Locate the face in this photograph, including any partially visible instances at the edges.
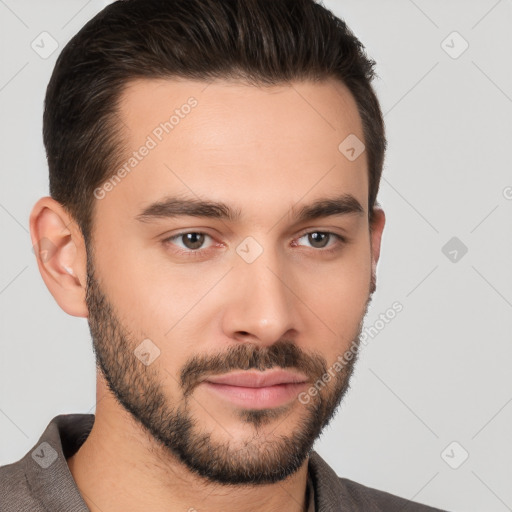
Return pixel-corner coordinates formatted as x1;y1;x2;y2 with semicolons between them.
85;78;383;485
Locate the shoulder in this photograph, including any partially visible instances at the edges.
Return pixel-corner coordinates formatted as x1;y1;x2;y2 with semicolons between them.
337;476;448;511
0;457;46;512
0;413;95;512
308;450;448;512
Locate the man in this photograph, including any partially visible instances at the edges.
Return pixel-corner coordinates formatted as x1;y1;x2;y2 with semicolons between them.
0;0;447;510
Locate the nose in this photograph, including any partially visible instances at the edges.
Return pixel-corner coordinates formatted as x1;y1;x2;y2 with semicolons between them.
220;248;301;347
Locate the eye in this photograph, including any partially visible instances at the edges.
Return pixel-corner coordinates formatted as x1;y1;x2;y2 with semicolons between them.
293;231;347;251
163;232;215;253
162;230;347;258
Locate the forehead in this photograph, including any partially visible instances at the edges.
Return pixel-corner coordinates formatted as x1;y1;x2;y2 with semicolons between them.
97;77;368;224
117;76;364;149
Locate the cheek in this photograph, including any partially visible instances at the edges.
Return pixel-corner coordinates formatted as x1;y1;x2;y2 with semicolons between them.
298;238;371;352
102;255;223;375
96;228;212;324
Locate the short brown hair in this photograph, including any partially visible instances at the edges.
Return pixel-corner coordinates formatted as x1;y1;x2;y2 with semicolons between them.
43;0;386;244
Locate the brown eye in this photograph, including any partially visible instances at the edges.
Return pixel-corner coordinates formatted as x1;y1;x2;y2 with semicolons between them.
292;231;347;253
180;232;205;250
307;232;330;249
163;232;214;253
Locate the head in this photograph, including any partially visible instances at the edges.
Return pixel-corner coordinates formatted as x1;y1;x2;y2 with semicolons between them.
31;0;386;485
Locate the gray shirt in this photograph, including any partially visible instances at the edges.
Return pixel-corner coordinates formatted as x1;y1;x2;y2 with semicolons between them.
0;413;448;511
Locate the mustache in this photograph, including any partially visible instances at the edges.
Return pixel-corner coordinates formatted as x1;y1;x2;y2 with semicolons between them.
180;340;328;397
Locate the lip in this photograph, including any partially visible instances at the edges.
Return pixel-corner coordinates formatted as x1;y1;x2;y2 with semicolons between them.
201;370;309;409
203;369;308;388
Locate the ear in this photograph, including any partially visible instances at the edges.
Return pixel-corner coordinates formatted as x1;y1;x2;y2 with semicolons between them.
369;207;385;294
29;197;89;317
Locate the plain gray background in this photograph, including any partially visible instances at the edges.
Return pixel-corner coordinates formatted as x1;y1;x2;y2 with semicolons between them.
1;1;511;511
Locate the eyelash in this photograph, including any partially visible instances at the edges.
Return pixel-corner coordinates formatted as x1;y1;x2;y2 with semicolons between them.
162;230;348;258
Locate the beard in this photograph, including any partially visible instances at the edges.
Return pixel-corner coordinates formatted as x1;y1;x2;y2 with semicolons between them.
85;244;374;486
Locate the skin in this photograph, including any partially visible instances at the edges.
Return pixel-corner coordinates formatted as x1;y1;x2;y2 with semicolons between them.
30;77;385;512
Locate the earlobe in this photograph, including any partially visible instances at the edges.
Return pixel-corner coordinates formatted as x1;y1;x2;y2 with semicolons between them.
29;196;89;318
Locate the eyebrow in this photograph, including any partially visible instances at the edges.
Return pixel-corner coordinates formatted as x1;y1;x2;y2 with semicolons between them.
135;193;365;224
